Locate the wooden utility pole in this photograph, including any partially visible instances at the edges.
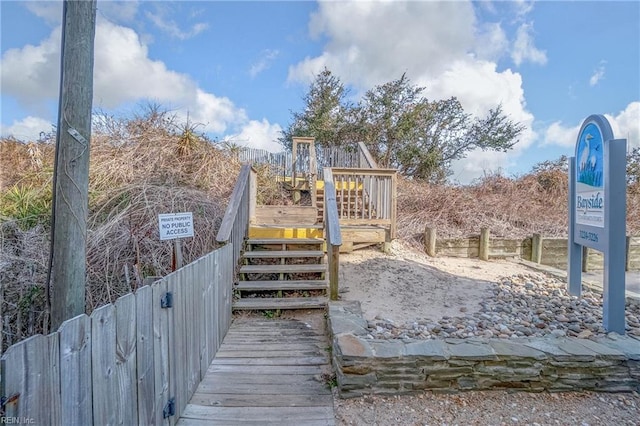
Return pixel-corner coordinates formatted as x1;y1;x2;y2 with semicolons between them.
50;0;97;330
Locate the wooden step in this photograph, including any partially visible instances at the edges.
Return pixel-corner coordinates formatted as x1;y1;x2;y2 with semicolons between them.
235;280;328;291
240;264;327;274
243;250;325;259
247;238;324;245
233;296;328;310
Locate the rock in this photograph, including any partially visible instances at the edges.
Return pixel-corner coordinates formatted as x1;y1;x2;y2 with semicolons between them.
577;330;593;339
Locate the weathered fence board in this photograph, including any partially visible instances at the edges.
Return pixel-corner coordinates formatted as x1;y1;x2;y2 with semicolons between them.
59;315;92;425
135;285;156;426
91;304;117;425
115;293;138;424
0;333;60;424
425;227;640;271
151;278;170;426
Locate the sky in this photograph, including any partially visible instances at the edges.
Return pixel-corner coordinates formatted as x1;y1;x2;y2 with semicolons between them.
1;0;639;184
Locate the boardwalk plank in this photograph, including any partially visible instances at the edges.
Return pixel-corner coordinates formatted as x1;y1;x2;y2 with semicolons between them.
180;405;334;422
206;364;325;375
179;318;334;425
210;356;329;366
188;392;333;407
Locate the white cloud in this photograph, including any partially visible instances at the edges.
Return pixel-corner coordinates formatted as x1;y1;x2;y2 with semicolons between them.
474;22;509;62
1;116;54;142
145;8;208;40
289;1;476;88
288;0;537;183
450;150;512;184
511;22;547;66
25;1;62;25
589;61;606;87
1;17;244;135
543;121;580;147
249;49;280;78
606;102;640;148
97;1;140;24
0;27;62;111
543;102;640;148
227;119;283;152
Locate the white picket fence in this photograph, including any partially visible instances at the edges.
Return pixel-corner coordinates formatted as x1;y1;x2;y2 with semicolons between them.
0;244;234;425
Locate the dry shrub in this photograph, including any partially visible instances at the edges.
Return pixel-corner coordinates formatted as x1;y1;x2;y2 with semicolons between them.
0;109;244;347
398;165;640;249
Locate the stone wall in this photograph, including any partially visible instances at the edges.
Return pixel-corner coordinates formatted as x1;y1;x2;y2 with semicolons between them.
328;302;640;398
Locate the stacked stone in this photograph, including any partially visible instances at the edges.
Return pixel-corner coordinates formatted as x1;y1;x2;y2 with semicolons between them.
329;302;640;398
364;274;640;341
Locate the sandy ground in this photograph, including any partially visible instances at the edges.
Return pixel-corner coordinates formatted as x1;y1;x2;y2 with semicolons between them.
330;242;640;425
339;241;540;323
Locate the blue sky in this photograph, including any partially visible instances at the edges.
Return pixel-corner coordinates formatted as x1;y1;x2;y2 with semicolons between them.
1;0;638;183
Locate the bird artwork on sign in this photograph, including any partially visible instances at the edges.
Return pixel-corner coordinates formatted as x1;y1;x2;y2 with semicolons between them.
579;133;593;172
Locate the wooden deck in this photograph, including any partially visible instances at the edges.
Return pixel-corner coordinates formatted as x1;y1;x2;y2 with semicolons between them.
177;317;335;425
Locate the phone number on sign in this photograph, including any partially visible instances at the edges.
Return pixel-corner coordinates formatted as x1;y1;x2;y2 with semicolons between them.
579;230;599;243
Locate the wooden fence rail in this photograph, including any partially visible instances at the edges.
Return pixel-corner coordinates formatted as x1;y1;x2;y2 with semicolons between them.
0;244;234;425
216;164;256;271
236;141;378;181
330;168;398;240
424;227;640;271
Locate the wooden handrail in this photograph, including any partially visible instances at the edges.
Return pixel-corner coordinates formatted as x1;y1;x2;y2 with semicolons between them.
216;164;255;243
323;167;342;300
357;142;378;169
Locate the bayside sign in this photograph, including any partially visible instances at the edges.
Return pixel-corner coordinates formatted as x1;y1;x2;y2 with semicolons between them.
568;114;627;334
158;212;194;241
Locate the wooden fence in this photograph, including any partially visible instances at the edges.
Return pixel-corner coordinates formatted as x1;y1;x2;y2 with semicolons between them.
424;227;640;271
237;141;377;181
0;244;234;425
330;168;398;240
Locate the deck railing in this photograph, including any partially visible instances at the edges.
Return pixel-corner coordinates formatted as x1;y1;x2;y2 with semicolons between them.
0;245;234;425
237;141;376;181
216;164;257;269
323;168;342;300
328;167;398;239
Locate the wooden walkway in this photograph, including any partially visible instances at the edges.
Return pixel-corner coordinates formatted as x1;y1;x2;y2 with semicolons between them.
177;317;335;425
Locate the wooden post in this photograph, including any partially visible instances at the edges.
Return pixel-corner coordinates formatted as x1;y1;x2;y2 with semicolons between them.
390;172;398;240
582;246;589;272
50;0;97;331
625;236;631;272
329;244;339;301
531;233;543;264
173;240;184;271
425;226;437;257
479;228;490;261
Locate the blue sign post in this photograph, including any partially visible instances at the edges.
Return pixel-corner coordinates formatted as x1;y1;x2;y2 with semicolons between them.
568;114;627;334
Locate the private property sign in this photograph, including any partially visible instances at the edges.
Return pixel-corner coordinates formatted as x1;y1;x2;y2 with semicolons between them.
568;114;627;334
158;212;194;240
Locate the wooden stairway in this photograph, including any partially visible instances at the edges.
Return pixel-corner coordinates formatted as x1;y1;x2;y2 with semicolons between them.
234;237;329;310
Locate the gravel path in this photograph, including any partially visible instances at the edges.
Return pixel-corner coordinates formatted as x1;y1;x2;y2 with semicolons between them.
334;389;640;425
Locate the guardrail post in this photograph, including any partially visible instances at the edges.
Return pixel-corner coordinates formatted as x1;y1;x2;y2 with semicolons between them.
479;228;490;261
582;246;590;272
625;236;631;271
531;233;543;264
425;226;437;257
